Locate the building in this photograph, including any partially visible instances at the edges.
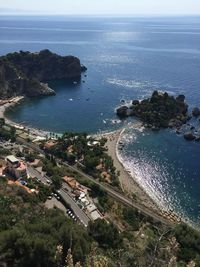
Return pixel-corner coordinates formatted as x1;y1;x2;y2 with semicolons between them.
63;176;88;194
6;155;27;179
44;140;57;150
90;210;102;221
86;203;97;213
86;203;102;221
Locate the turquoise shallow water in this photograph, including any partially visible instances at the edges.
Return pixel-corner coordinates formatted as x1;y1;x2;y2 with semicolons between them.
1;16;200;227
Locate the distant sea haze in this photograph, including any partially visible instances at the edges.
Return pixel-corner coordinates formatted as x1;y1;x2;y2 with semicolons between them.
1;15;200;228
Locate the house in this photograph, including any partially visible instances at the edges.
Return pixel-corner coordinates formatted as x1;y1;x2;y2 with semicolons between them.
86;203;102;221
62;176;88;194
90;210;102;221
86;203;97;213
44;140;57;150
6;155;27;179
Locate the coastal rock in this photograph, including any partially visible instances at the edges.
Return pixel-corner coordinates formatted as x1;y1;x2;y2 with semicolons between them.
116;91;189;129
176;94;185;102
192;107;200;117
132;100;140;105
116;106;129;117
81;65;87;72
195;136;200;142
0;50;86;99
184;132;196;141
168;120;176;128
25;81;56;97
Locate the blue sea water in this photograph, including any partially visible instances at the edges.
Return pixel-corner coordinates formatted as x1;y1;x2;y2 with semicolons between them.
0;16;200;227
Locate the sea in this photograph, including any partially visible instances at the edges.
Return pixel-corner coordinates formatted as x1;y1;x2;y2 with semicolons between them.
0;15;200;228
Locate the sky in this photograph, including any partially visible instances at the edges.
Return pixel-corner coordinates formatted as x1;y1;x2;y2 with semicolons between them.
0;0;200;16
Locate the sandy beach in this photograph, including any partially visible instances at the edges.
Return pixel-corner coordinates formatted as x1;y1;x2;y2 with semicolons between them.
0;96;24;122
0;98;161;211
0;96;181;222
104;125;161;212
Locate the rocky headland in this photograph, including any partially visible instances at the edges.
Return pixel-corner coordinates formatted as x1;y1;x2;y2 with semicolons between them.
0;49;86;99
116;91;200;141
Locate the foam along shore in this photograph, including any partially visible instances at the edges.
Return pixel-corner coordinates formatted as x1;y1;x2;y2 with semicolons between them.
104;125;159;209
0;97;181;224
0;96;52;139
103;123;183;223
94;125;158;210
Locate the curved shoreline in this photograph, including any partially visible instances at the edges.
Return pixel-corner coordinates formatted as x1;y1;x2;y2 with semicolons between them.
105;125;162;212
1;98;163;212
0;96;185;225
0;96;53;138
116;127;161;208
113;127;200;229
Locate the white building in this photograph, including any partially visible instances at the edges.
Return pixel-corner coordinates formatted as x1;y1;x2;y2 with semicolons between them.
6;155;27;179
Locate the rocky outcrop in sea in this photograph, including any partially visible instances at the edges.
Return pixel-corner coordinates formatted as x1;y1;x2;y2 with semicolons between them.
116;91;200;142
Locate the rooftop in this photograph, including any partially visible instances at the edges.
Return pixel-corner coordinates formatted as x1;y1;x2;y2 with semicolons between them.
6;155;19;164
86;203;97;213
90;210;102;221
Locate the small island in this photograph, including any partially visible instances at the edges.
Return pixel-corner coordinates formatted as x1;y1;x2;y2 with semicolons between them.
116;91;189;130
0;49;87;99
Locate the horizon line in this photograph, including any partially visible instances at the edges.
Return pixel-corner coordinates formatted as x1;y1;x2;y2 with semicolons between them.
0;13;200;17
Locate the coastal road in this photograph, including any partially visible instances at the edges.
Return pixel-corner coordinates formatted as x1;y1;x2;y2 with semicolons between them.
60;188;90;227
61;161;173;226
16;136;173;226
27;165;48;185
27;164;90;226
16;136;44;154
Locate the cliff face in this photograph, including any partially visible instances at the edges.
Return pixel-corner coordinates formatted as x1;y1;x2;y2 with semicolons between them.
0;50;85;99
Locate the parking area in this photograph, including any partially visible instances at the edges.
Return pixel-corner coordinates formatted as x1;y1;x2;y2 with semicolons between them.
45;196;66;212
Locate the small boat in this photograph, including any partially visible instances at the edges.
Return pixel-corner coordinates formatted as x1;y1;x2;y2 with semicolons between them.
69;98;73;101
73;81;78;84
103;120;107;124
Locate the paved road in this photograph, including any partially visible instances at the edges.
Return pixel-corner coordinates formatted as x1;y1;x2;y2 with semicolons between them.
27;165;48;185
27;164;90;226
61;161;173;226
17;137;173;226
60;188;90;227
16;136;44;154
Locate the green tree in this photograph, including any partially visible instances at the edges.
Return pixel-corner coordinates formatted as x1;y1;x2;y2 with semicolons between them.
88;219;122;249
51;175;62;190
